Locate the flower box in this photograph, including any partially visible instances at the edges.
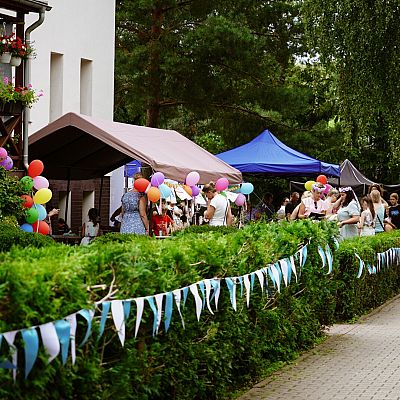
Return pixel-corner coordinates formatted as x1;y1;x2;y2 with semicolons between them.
0;100;23;115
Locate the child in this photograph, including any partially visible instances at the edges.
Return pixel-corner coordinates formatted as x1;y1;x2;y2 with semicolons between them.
152;204;174;236
357;196;375;236
80;208;101;245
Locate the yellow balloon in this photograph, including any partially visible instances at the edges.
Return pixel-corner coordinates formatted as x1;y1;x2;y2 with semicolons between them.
304;180;315;191
33;188;52;204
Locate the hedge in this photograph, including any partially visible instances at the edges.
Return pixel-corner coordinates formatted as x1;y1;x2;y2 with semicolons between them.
0;221;399;399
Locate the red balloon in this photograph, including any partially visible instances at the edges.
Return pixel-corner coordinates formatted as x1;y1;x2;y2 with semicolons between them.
28;160;44;178
32;220;50;235
21;194;34;208
316;175;328;185
134;178;150;193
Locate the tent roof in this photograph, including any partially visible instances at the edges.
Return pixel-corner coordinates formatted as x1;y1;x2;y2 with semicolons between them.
28;112;242;183
216;130;340;177
340;159;376;186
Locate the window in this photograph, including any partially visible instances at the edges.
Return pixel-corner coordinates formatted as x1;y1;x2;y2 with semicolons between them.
80;58;92;115
49;52;63;121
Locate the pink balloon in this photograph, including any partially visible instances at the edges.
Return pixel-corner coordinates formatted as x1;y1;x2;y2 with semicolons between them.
33;175;49;190
323;184;332;195
215;177;229;192
186;171;200;186
235;193;246;206
1;156;13;170
0;147;7;162
150;172;165;187
191;185;200;197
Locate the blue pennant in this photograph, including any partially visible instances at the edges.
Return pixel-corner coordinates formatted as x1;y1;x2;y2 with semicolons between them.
123;300;131;321
146;297;158;337
198;281;206;309
250;272;255;291
286;258;292;284
55;320;71;366
225;278;237;310
182;287;189;306
98;301;110;340
78;309;94;347
164;292;173;332
302;245;308;268
21;328;39;378
325;244;333;274
238;276;243;297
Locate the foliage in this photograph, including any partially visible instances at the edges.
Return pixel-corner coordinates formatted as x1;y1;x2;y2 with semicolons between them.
0;167;24;221
0;76;43;108
9;36;35;59
0;34;12;55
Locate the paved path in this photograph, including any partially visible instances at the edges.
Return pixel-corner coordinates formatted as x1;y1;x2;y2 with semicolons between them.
238;295;400;400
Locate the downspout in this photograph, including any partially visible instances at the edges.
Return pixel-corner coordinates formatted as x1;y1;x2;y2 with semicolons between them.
23;9;46;170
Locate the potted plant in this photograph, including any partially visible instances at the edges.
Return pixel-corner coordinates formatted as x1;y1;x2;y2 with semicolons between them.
0;76;43;114
0;35;12;64
9;36;35;67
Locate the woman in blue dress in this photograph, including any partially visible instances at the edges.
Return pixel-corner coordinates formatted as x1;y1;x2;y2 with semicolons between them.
120;174;149;235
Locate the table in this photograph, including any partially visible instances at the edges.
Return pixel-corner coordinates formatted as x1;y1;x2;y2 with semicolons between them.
51;235;82;245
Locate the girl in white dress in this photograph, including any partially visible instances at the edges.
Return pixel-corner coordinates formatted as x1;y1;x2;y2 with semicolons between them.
357;196;375;236
80;208;101;245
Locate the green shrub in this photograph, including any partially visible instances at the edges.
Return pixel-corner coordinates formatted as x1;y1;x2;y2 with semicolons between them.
0;167;24;221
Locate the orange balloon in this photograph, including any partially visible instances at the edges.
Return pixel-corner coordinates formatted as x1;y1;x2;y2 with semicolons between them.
183;185;192;197
316;175;328;185
147;187;161;202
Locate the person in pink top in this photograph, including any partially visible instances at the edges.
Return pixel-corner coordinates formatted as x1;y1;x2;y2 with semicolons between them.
298;183;328;219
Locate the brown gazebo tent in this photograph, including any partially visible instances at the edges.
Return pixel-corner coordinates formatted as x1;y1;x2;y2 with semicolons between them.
28;112;242;184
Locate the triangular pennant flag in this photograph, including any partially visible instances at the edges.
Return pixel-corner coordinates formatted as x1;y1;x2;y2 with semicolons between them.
146;296;158;337
182;287;189;306
189;284;203;321
255;270;264;293
39;322;60;363
210;279;221;311
270;264;281;293
65;314;77;365
154;293;164;334
250;272;255;291
54;320;70;366
123;300;131;321
225;278;237;311
267;266;276;288
21;328;39;378
98;301;111;340
198;281;206;309
318;245;326;269
355;253;365;279
111;300;125;346
0;332;15;369
367;263;373;274
243;274;251;307
290;255;298;282
238;276;244;297
204;280;214;315
279;260;289;287
3;331;18;380
172;289;185;328
325;244;333;274
301;245;308;268
134;297;145;337
164;292;173;332
333;238;340;250
77;309;94;347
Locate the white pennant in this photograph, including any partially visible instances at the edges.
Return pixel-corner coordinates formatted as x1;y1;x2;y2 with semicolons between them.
3;330;18;380
290;255;298;282
211;279;221;311
255;269;264;292
134;297;145;338
279;260;289;287
189;284;203;321
270;264;281;293
172;289;185;328
155;294;164;334
65;314;77;365
243;274;251;307
204;280;214;315
298;248;303;270
39;322;60;363
111;300;125;346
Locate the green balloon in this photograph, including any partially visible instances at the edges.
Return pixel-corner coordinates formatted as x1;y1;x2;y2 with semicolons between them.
25;207;39;224
20;176;34;192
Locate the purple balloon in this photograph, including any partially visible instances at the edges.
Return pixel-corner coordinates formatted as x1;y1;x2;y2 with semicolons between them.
235;193;246;206
151;172;165;187
1;156;13;170
215;177;229;192
191;185;200;197
0;147;7;162
33;175;49;190
186;171;200;186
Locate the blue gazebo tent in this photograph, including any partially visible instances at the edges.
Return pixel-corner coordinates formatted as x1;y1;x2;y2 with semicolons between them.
216;130;340;177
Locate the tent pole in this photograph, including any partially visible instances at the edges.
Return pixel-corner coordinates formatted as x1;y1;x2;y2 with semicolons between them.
65;169;71;224
98;176;104;224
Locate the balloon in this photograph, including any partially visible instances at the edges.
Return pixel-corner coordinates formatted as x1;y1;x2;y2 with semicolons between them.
134;178;150;193
1;156;13;170
150;172;165;187
183;185;193;197
20;176;34;192
0;147;7;162
215;178;229;192
33;175;49;190
33;204;47;221
32;220;50;235
323;184;332;195
235;193;246;206
185;171;200;186
33;188;52;204
240;182;254;195
25;207;39;224
21;194;34;208
191;185;200;197
147;187;161;202
20;223;33;233
28;160;44;178
159;183;171;199
304;180;315;191
316;175;328;185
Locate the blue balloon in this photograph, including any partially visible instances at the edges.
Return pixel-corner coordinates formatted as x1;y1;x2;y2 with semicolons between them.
33;204;47;221
20;223;33;233
159;183;171;199
240;182;254;195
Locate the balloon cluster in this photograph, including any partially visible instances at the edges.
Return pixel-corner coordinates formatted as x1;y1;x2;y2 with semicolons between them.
304;175;331;194
20;160;52;235
0;147;14;170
